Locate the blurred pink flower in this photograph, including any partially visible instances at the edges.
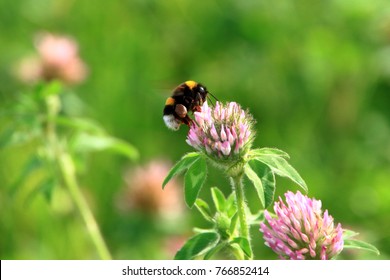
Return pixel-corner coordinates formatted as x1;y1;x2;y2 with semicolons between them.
120;160;184;220
260;191;344;260
16;32;87;84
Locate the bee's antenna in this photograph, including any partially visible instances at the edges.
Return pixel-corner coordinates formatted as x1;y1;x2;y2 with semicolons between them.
207;91;218;106
209;91;218;101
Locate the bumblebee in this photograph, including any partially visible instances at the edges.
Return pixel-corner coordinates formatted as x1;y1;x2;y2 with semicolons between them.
163;80;209;130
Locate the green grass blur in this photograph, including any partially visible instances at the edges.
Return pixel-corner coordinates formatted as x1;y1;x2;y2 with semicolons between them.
1;0;390;259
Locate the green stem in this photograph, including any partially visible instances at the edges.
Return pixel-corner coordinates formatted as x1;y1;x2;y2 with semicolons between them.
59;153;112;260
231;174;252;260
45;94;112;260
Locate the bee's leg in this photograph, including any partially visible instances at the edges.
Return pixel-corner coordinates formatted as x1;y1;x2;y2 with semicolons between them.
193;105;202;112
182;115;193;127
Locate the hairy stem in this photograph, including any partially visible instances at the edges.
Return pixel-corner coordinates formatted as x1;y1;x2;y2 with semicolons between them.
230;174;252;260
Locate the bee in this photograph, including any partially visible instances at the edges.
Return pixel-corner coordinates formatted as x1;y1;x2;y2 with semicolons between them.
163;80;215;130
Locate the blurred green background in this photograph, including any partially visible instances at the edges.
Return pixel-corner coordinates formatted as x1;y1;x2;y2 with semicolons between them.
1;0;390;259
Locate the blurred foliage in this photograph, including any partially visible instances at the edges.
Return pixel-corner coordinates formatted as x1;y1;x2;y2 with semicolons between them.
1;0;390;259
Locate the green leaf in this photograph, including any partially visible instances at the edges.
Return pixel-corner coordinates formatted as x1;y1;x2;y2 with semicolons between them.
71;133;138;160
174;232;219;260
195;199;213;222
254;154;307;193
244;164;265;208
61;91;87;116
248;160;275;208
0;123;41;148
211;187;226;212
55;117;105;134
343;239;380;256
9;155;43;196
343;229;360;240
250;147;290;159
204;242;226;260
193;228;216;234
162;152;200;189
230;237;252;258
184;156;207;208
24;177;56;205
249;209;265;225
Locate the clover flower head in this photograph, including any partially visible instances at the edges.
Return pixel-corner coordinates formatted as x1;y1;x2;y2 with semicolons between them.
260;191;344;260
186;101;255;162
16;32;87;85
36;33;88;84
119;160;184;220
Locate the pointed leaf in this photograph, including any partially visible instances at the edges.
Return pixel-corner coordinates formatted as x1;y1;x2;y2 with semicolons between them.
184;156;207;208
244;164;265;208
174;232;219;260
249;210;265;225
249;160;275;208
254;154;307;193
250;147;290;159
343;239;380;255
211;187;226;212
162;152;200;189
193;228;216;234
203;242;226;260
195;199;213;222
230;237;252;258
343;229;360;240
71;133;138;160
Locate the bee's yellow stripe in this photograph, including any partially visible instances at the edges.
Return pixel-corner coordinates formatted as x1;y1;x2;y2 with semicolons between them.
184;80;197;89
165;97;175;106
